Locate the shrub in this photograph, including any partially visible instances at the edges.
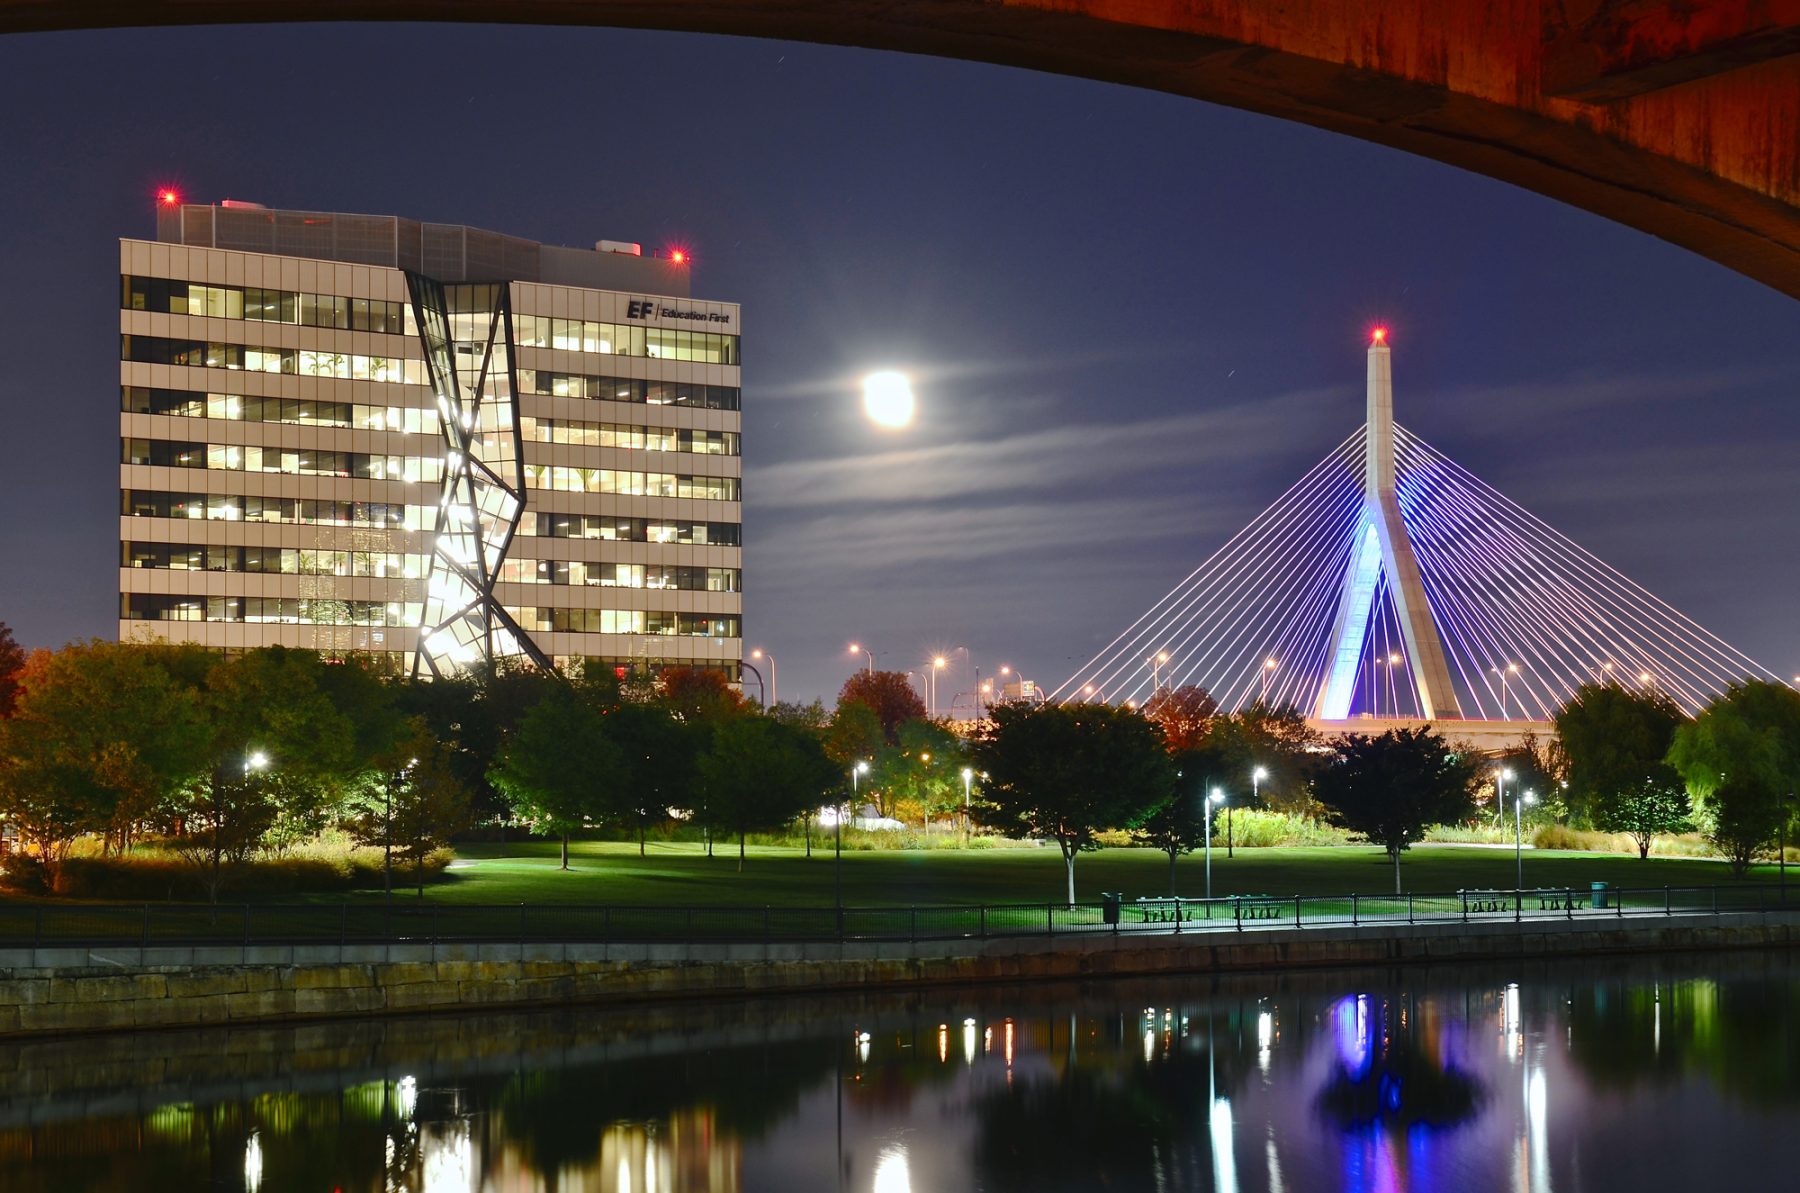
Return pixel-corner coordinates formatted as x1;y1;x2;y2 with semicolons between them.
1423;823;1510;845
31;839;453;900
1226;810;1352;848
0;853;49;894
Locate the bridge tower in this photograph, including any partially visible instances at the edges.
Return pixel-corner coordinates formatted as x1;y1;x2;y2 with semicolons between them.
1313;332;1463;720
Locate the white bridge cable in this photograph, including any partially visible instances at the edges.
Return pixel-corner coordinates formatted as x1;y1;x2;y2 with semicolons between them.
1398;429;1774;701
1050;431;1363;701
1395;427;1772;714
1056;432;1364;702
1059;417;1775;720
1105;456;1362;708
1399;464;1588;719
1150;471;1364;707
1401;449;1698;716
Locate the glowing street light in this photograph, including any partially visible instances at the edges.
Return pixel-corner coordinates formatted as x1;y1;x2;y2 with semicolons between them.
750;648;777;706
1243;766;1268;860
848;643;875;674
838;760;871;920
244;751;269;776
1205;788;1227;900
1148;650;1170;694
1496;766;1516;830
1516;788;1537;890
931;655;948;718
1261;657;1278;704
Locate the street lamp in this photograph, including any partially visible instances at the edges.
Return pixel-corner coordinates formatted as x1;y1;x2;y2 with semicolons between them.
1148;651;1169;694
1491;663;1519;720
930;655;949;718
1385;653;1402;718
1516;789;1537;890
385;755;417;902
1244;766;1268;860
961;767;974;847
839;760;870;920
1205;788;1226;900
750;648;777;706
1496;767;1515;831
848;643;875;674
1261;657;1278;705
244;751;269;777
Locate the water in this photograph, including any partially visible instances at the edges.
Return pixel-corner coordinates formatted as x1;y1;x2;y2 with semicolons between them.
5;950;1799;1191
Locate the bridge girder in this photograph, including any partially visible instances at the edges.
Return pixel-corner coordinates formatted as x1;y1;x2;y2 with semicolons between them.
5;1;1800;298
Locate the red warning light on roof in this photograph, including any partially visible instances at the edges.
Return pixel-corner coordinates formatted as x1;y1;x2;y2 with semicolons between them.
669;249;688;265
157;189;180;206
1371;326;1389;345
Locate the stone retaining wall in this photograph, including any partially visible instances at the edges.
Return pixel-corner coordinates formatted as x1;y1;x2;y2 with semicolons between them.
1;913;1794;1037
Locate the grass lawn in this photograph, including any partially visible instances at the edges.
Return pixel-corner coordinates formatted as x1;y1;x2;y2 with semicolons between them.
377;840;1783;908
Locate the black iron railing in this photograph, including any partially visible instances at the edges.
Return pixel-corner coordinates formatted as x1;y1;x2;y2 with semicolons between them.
0;882;1789;949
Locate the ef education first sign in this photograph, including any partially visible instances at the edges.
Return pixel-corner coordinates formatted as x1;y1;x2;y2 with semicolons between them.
626;298;735;332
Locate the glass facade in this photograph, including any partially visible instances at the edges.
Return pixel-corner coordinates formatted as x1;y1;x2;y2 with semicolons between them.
119;214;741;678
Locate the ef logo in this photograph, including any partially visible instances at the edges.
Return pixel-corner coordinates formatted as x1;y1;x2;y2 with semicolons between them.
627;300;654;319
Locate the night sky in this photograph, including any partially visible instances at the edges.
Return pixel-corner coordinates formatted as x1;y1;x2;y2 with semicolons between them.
0;22;1795;705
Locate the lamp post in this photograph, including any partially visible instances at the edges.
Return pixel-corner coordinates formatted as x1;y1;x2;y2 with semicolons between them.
1205;788;1225;899
1261;658;1278;705
1516;789;1536;891
1245;766;1268;860
930;655;948;718
839;761;869;920
750;648;777;706
1495;766;1514;830
961;767;973;847
1384;653;1402;718
740;659;766;708
848;643;875;674
1148;651;1169;695
1491;663;1518;720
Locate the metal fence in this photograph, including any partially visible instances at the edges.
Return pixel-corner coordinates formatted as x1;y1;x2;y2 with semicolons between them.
0;883;1792;949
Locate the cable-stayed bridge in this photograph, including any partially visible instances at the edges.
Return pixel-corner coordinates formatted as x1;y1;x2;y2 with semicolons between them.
1055;332;1778;749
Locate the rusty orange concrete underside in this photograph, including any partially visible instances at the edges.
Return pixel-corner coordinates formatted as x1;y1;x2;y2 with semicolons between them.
5;0;1799;298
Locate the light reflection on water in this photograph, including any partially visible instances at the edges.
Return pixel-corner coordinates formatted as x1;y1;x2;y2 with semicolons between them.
5;951;1800;1191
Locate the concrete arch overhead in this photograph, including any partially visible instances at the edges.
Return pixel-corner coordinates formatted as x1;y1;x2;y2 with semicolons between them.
9;1;1800;298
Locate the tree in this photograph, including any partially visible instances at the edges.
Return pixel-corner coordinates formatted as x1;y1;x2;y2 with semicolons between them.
768;699;831;732
1135;741;1230;894
1143;684;1218;752
0;641;210;868
1554;683;1683;826
603;701;695;855
0;621;23;716
489;686;622;869
345;718;472;895
881;717;968;828
1705;775;1784;877
1314;728;1478;893
397;659;563;829
1592;768;1691;859
837;671;927;742
970;702;1175;905
1668;680;1800;812
657;665;746;723
825;700;885;770
169;647;360;900
693;718;838;870
1204;703;1323;813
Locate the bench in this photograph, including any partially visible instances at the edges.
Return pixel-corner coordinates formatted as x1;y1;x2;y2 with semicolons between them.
1460;889;1510;914
1235;896;1285;921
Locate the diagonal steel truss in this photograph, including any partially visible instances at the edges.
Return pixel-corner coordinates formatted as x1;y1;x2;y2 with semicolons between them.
407;275;548;679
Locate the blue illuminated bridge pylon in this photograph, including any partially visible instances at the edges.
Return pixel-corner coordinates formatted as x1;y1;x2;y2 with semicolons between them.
1054;333;1779;726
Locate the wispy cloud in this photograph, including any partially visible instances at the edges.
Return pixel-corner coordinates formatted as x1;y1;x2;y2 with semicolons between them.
748;384;1347;511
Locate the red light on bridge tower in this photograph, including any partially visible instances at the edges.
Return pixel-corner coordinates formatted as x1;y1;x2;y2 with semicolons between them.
157;188;180;206
668;248;688;265
1370;326;1389;346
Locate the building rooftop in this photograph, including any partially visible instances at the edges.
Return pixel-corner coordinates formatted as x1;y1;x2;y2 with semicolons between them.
154;200;692;296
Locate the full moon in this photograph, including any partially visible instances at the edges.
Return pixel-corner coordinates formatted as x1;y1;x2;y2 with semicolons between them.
861;371;916;428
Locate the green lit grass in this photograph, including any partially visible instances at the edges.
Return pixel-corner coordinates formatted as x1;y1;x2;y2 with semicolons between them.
378;840;1781;908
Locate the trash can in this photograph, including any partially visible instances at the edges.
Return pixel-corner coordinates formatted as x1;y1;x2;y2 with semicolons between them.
1102;892;1122;925
1590;881;1608;910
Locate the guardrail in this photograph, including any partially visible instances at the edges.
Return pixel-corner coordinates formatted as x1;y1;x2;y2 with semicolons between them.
0;883;1791;949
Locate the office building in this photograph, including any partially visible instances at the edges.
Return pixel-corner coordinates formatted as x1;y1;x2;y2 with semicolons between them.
119;200;742;678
